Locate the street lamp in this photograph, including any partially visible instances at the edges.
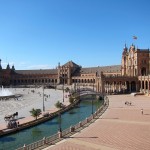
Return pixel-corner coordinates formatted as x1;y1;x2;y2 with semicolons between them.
91;97;94;114
58;112;62;132
78;79;80;100
43;85;45;112
93;78;94;91
78;79;80;91
77;79;78;91
91;78;94;114
59;76;64;101
60;77;65;102
63;79;64;102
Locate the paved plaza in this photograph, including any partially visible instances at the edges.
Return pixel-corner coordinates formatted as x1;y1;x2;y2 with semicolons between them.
44;94;150;150
0;87;69;129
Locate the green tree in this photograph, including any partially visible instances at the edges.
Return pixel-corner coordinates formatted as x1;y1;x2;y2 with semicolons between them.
30;108;41;120
65;87;70;92
55;101;63;109
69;96;75;104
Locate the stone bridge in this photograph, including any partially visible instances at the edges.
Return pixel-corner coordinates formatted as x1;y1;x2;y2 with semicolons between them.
77;88;103;98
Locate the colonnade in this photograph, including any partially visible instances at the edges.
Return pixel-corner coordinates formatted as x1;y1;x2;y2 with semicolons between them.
104;80;138;94
10;78;57;86
139;76;150;95
72;78;95;87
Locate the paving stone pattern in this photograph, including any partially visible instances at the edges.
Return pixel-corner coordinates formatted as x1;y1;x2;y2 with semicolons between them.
44;95;150;150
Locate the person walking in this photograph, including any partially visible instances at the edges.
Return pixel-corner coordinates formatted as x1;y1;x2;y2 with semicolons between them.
141;109;143;115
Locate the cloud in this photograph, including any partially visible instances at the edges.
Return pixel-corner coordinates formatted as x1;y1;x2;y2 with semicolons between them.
19;62;29;65
2;61;14;65
26;64;52;70
1;61;15;68
1;60;55;70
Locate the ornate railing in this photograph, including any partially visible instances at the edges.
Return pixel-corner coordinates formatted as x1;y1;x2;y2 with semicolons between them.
16;96;109;150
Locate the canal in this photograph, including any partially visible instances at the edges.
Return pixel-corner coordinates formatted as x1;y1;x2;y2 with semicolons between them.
0;95;103;150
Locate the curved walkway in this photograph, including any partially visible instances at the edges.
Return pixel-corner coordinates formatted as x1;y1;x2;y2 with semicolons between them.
0;87;70;132
44;94;150;150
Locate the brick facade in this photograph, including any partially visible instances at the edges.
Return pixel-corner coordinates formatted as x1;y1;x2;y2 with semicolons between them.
0;44;150;95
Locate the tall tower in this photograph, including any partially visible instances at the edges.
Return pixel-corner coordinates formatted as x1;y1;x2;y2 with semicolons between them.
6;63;10;70
136;48;149;76
121;44;128;76
0;59;2;70
0;59;2;86
12;65;15;71
128;44;136;76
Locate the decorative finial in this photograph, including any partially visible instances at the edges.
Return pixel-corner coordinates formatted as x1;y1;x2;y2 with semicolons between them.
0;59;2;70
125;43;127;48
6;63;10;69
12;64;15;71
58;62;60;67
123;43;128;52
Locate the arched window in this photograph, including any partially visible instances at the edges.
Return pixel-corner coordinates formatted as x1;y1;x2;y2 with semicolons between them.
131;81;136;92
141;67;146;76
146;81;148;89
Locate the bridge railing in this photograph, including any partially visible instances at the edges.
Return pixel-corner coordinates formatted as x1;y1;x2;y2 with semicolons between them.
17;96;109;150
61;128;70;137
45;133;59;144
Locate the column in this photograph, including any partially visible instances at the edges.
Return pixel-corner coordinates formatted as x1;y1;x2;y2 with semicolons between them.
148;75;149;96
124;81;126;93
129;82;131;93
140;76;142;92
144;76;146;93
116;82;118;93
136;82;138;92
120;82;122;92
119;82;121;92
113;82;115;93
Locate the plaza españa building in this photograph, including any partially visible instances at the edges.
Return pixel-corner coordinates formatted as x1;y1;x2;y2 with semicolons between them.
0;44;150;95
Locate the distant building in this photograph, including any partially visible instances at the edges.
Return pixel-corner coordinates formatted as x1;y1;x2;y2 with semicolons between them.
0;44;150;95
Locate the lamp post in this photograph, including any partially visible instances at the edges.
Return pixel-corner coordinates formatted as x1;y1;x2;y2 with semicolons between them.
93;78;94;91
92;78;94;114
43;85;45;112
78;79;80;99
78;79;80;91
63;79;64;102
58;112;62;132
62;77;64;102
59;76;65;102
77;79;78;91
91;97;93;114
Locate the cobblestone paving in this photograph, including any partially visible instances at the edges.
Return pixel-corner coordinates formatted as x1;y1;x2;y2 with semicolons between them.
44;95;150;150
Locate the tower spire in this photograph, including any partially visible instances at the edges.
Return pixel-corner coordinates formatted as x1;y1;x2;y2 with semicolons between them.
123;43;128;52
6;63;10;70
0;59;2;70
124;43;127;48
12;64;15;71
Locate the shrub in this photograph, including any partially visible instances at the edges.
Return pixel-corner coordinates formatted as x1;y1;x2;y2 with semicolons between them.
30;108;41;120
55;101;62;109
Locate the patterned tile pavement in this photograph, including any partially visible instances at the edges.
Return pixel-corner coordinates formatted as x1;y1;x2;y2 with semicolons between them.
44;95;150;150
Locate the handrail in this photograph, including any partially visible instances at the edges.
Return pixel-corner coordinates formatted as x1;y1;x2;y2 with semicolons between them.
16;95;109;150
0;95;80;137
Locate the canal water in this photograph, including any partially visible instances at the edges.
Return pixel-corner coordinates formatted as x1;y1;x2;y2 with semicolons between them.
0;96;103;150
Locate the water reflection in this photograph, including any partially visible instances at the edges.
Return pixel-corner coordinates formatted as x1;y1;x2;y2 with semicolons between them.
31;127;42;138
0;98;103;150
44;121;58;126
0;137;16;143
